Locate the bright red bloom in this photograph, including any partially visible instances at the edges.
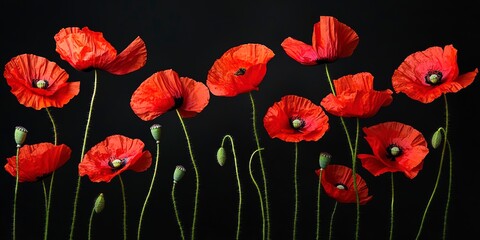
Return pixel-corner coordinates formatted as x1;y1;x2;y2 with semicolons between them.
79;134;152;183
315;164;373;204
54;26;147;75
4;143;72;182
357;121;429;179
320;72;393;118
3;54;80;110
263;95;329;142
206;43;275;97
281;16;359;65
392;44;478;103
130;69;210;121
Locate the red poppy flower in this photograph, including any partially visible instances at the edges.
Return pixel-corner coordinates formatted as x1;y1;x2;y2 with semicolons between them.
78;134;152;183
130;69;210;121
54;26;147;75
4;143;72;182
315;164;373;204
263;95;329;142
357;121;429;179
320;72;393;118
206;43;275;97
3;54;80;110
281;16;359;65
392;44;478;103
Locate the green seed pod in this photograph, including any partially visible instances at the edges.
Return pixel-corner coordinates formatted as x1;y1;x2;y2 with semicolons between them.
14;126;28;147
216;147;226;166
150;124;162;143
431;128;443;149
173;165;186;183
319;152;332;169
94;193;105;213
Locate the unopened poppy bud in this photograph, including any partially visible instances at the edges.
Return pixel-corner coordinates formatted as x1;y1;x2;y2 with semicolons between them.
94;193;105;213
150;124;162;143
217;147;226;166
173;165;186;183
319;152;332;169
14;126;28;148
431;128;443;149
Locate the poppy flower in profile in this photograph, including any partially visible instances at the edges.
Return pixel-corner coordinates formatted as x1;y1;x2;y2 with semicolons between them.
315;164;373;204
54;26;147;75
206;43;275;97
78;134;152;183
3;54;80;110
130;69;210;121
392;44;478;103
357;121;429;179
263;95;329;142
320;72;393;118
4;143;72;182
281;16;359;65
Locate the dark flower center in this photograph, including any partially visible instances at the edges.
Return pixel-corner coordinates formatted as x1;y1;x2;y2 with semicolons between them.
32;79;49;89
169;97;184;112
425;70;443;85
336;183;347;190
386;144;402;160
108;158;127;171
290;117;305;130
234;68;246;76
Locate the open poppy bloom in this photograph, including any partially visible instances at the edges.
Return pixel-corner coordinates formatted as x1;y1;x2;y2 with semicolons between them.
3;54;80;110
206;43;275;97
392;44;478;103
315;164;372;204
4;143;72;182
130;69;210;121
54;26;147;75
281;16;359;65
78;134;152;183
263;95;329;142
357;121;429;179
320;72;393;118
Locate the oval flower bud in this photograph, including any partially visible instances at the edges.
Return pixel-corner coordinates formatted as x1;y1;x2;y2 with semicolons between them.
319;152;332;169
94;193;105;213
431;128;443;149
150;124;162;143
216;147;226;166
14;126;28;147
173;165;186;183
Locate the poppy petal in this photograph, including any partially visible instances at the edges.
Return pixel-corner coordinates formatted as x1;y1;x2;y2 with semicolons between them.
103;36;148;75
281;37;319;65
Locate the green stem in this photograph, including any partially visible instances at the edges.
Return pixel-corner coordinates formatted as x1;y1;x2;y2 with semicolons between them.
328;201;338;240
293;142;299;240
221;135;242;240
415;94;449;240
88;207;95;240
137;141;161;240
176;110;199;240
316;169;323;240
119;175;127;240
12;147;20;240
249;148;266;240
249;92;270;240
172;183;186;240
44;107;57;240
70;69;98;240
389;173;395;240
443;140;453;240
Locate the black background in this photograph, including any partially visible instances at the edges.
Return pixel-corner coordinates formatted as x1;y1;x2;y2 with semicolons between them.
1;1;479;239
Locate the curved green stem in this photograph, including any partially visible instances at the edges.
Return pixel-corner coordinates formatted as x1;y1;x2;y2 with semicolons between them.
328;201;338;240
221;135;242;240
316;169;323;240
389;173;395;240
118;175;127;240
172;183;186;240
137;141;161;240
44;107;57;240
293;142;299;240
415;94;449;240
176;110;199;240
88;207;95;240
249;148;266;240
70;69;98;240
249;92;270;240
12;147;20;240
443;140;453;240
